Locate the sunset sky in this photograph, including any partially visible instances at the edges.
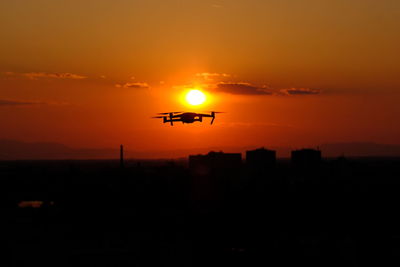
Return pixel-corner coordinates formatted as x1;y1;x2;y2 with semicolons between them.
1;0;399;154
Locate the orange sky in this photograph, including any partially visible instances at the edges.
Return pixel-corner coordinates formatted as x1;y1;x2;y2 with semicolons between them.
0;0;399;153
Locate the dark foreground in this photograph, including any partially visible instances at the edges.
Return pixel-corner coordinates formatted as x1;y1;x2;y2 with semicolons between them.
1;157;400;266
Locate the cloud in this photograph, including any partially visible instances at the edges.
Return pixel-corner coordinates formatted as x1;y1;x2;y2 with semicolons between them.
2;71;86;80
280;88;321;95
172;72;323;97
115;82;150;89
0;98;68;107
23;72;86;80
215;82;271;95
2;72;15;76
196;72;230;81
218;122;294;128
0;99;46;107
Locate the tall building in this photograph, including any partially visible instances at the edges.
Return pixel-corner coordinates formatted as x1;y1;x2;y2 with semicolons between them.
291;149;322;166
246;147;276;169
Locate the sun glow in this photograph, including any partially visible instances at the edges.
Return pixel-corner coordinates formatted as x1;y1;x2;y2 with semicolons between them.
185;89;206;106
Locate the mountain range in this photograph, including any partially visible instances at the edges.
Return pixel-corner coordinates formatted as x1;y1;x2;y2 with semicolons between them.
1;139;400;160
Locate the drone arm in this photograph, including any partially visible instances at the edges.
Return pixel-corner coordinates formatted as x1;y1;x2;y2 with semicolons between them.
169;113;173;126
198;114;212;117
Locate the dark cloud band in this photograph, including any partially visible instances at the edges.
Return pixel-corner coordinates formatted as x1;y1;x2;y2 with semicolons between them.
216;82;271;95
0;99;45;106
280;88;321;95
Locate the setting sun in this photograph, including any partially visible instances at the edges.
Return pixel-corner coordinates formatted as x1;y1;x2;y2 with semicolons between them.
185;89;206;106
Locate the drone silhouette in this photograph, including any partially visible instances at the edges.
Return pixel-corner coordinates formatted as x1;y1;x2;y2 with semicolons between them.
152;111;224;126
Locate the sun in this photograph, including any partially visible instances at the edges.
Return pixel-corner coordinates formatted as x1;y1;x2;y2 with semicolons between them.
185;89;206;106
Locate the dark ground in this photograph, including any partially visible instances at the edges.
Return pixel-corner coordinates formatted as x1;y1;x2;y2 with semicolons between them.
1;157;400;266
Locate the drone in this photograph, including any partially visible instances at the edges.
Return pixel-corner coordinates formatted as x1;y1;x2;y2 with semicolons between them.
152;111;224;126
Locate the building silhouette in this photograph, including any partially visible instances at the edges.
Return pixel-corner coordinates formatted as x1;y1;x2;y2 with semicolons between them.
246;147;276;170
189;151;242;210
189;151;242;176
291;148;322;167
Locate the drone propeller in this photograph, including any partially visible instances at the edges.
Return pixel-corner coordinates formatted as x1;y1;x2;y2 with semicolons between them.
202;111;225;114
157;111;183;115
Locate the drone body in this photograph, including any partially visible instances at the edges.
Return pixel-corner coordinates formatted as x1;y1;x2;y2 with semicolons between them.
153;111;223;126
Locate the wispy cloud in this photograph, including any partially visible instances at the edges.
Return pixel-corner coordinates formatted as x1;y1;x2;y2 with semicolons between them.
280;88;321;95
218;122;294;128
115;82;150;89
196;72;230;81
190;72;322;96
23;72;86;80
0;98;68;107
215;82;271;95
0;99;46;107
2;72;15;76
2;71;86;80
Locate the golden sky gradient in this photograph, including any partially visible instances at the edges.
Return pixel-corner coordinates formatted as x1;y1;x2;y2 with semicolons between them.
1;0;399;153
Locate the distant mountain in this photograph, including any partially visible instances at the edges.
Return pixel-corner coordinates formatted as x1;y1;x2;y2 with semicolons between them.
0;139;399;160
319;142;400;158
